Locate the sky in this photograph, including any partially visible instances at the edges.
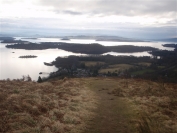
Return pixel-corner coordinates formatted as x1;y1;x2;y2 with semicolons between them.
0;0;176;39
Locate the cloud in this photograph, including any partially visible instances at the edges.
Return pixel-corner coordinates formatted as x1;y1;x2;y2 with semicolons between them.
61;10;82;15
0;0;176;39
1;17;176;39
1;0;176;23
35;0;176;28
37;0;176;17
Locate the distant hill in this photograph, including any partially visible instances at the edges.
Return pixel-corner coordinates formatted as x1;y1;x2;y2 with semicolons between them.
0;37;14;40
60;35;146;42
154;38;177;42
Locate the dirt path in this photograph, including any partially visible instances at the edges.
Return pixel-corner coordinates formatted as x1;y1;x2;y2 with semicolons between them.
82;78;137;133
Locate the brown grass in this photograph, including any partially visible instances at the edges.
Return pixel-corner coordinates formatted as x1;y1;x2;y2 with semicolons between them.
1;77;177;133
0;79;97;133
106;78;177;132
136;62;151;66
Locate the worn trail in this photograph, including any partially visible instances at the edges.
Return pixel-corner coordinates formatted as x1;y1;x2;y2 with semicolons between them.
82;78;136;133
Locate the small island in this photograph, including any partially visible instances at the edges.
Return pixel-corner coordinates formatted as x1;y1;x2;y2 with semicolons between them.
19;55;37;58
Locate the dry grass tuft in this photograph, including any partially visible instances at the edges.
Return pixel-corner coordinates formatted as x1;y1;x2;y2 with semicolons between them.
1;77;176;132
0;79;97;133
108;78;177;133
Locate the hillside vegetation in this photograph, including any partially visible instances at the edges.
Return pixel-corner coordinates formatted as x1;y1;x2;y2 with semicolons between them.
0;77;177;133
83;78;177;133
0;79;97;133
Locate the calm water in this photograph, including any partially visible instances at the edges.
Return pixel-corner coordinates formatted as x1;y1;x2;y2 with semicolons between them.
0;37;174;80
0;42;85;80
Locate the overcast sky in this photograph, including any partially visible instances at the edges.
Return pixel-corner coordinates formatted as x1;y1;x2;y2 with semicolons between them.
0;0;176;39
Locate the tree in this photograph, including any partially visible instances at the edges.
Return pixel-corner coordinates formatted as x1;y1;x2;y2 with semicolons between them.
37;76;42;83
27;75;32;81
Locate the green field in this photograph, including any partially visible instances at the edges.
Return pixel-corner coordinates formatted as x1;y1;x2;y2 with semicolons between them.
99;64;133;73
136;62;151;66
80;61;105;67
131;68;155;75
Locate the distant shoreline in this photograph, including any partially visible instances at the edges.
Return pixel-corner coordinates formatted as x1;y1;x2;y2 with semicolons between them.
21;38;39;40
95;39;148;42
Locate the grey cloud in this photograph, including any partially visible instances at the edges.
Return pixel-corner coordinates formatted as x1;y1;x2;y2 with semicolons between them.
1;0;176;39
1;17;176;39
38;0;176;17
61;10;82;15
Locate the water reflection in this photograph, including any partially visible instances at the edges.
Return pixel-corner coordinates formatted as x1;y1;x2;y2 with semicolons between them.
102;51;151;56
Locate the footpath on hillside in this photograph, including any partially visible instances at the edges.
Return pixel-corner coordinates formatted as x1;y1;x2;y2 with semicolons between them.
81;78;137;133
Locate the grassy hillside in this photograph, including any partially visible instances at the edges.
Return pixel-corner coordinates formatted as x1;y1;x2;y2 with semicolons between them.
83;77;177;133
0;79;97;133
0;77;177;133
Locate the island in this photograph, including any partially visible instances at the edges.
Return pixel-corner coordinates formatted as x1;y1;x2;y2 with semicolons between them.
19;55;37;58
6;42;158;54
